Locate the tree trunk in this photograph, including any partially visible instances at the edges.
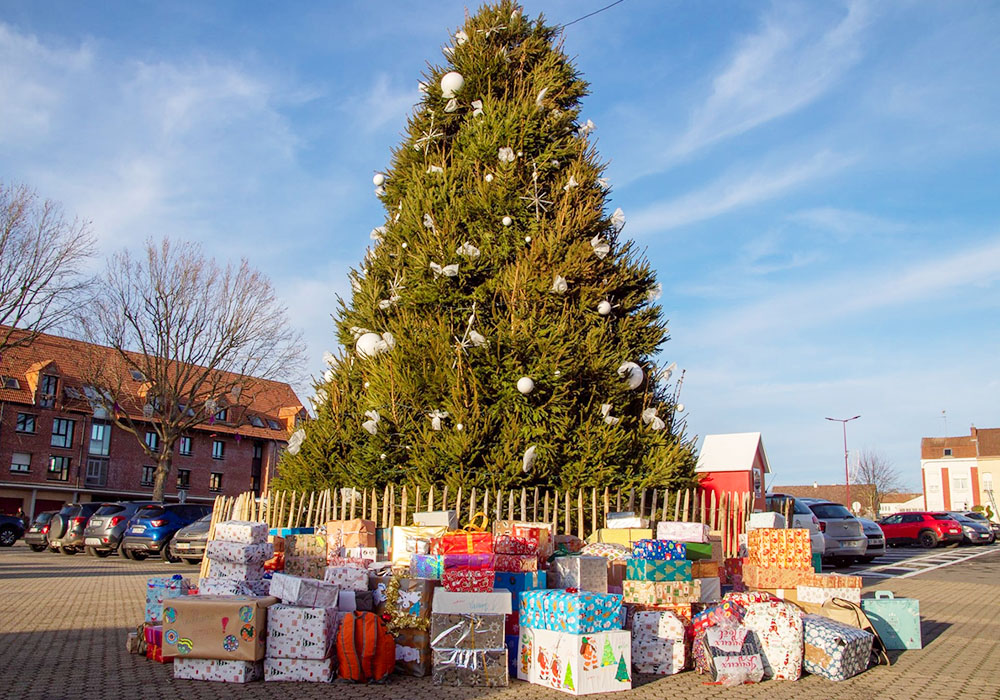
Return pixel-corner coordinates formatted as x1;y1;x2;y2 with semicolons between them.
153;451;174;502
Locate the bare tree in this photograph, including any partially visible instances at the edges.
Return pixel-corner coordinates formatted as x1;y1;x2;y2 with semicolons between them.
855;448;902;518
82;238;306;501
0;182;95;353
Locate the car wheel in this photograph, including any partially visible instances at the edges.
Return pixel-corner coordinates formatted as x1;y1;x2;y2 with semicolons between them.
85;546;111;558
59;545;77;555
131;551;148;561
0;526;18;547
29;544;48;552
181;558;201;566
919;530;939;548
121;547;134;560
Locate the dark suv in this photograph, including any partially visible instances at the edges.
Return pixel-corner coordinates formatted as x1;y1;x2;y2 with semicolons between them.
120;504;212;561
24;511;57;551
83;501;158;557
0;514;25;547
48;503;102;554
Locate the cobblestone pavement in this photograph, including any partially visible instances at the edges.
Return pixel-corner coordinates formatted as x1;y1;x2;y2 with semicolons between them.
2;542;999;699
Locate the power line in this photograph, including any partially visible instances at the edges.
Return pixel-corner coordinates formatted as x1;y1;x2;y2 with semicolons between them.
560;0;626;29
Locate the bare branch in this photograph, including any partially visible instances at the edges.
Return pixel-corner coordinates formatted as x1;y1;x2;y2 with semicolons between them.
855;448;902;518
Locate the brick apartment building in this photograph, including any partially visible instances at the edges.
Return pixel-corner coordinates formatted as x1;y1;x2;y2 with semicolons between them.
0;328;306;518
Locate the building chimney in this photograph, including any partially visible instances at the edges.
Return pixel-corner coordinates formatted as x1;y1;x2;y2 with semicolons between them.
813;481;818;489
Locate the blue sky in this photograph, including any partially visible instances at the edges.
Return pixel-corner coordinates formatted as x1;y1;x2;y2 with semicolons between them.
2;1;998;492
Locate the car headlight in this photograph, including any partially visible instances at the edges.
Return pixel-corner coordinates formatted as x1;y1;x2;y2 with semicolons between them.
963;526;974;533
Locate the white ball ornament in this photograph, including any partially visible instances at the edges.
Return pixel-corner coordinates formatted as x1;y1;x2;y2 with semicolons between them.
485;173;494;183
524;236;532;243
516;376;535;394
502;216;513;227
616;361;644;390
355;332;383;358
364;381;370;389
440;71;465;99
401;242;408;249
598;300;612;316
372;173;386;187
456;423;464;431
676;403;685;413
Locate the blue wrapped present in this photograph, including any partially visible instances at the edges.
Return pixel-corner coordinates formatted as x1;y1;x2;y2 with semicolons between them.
518;589;623;634
632;539;686;561
803;614;873;680
269;527;315;537
494;571;546;611
861;591;921;649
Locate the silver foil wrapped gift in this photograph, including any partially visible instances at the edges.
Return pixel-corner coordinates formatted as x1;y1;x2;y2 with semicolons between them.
430;612;505;650
431;648;509;687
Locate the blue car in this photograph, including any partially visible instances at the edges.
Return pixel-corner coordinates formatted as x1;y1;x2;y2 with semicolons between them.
120;504;212;562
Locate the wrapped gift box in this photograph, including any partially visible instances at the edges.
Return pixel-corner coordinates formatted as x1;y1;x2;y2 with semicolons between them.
263;656;334;682
145;576;192;623
580;542;632;561
283;555;325;580
214;521;268;545
285;532;327;558
623;580;701;606
442;553;494;570
606;512;650;529
549;556;608;593
632;539;686;561
443;568;494;592
861;591;921;650
198;577;269;597
494;554;538;572
206;560;265;580
685;539;722;561
146;643;170;663
696;625;764;684
626;559;692;582
205;540;274;565
266;604;339;660
432;648;508;686
440;531;493;555
325;519;376;550
391;525;449;567
412;510;458;530
342;546;378;561
174;658;263;683
337;589;373;613
494;534;539;555
692;560;721;578
747;528;812;570
505;634;519;679
722;557;745;584
430;612;505;650
326;555;372;569
742;564;811;590
409;554;444;580
796;572;863;589
371;575;436;620
269;527;314;537
690;600;746;639
395;628;431;676
796;585;861;605
376;527;391;555
554;535;586;553
656;521;709;544
323;566;368;591
748;512;786;530
494;571;547;615
269;572;339;608
587;528;653;546
162;595;278;661
802;614;873;681
517;628;631;695
631;610;686;675
519;590;623;635
623;603;696;629
494;520;553;560
698;577;722;603
743;600;803;681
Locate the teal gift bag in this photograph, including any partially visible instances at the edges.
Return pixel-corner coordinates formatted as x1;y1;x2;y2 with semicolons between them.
861;591;921;650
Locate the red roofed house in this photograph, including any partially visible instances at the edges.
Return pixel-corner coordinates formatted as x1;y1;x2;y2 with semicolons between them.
0;327;306;517
921;427;1000;521
695;432;770;513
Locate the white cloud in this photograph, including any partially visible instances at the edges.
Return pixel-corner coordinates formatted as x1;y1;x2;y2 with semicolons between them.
671;0;870;159
788;207;908;239
343;72;418;135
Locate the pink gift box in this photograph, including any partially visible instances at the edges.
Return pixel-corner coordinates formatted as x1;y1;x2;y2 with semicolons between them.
442;569;495;592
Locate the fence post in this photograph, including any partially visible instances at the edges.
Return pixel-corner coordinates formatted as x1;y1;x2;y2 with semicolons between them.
543;491;551;524
577;490;584;540
520;488;527;522
564;490;571;538
603;487;610;528
469;487;477;523
591;488;598;536
533;487;540;522
639;488;647;518
616;488;622;512
388;485;395;527
628;487;635;512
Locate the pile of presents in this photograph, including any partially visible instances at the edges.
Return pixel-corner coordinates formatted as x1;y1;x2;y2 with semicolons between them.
126;509;921;693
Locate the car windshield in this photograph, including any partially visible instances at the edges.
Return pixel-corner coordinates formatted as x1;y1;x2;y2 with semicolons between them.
35;512;54;523
135;506;166;518
94;504;124;516
948;514;975;524
964;512;987;521
809;503;852;519
196;513;213;523
932;514;955;521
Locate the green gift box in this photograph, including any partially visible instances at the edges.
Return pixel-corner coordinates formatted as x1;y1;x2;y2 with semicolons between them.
812;552;822;573
683;542;715;561
626;559;692;582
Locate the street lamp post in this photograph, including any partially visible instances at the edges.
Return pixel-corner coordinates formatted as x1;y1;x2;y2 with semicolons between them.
826;415;861;509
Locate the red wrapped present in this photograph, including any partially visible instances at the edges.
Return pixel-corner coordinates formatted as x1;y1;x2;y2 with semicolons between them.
145;643;172;663
493;554;537;572
442;568;495;592
442;553;494;570
494;534;539;555
439;531;493;555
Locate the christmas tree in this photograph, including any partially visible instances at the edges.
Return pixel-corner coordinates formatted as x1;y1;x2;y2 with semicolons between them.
601;638;615;667
615;654;630;683
278;0;697;492
564;662;574;690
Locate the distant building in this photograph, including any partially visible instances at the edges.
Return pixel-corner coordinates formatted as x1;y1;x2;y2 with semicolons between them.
0;327;306;517
769;483;876;515
921;427;1000;519
878;492;924;516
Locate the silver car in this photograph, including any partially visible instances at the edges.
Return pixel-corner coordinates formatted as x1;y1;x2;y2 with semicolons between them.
800;499;868;565
856;517;886;562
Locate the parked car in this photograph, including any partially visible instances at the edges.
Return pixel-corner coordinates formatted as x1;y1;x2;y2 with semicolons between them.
961;511;1000;539
82;501;158;557
856;517;886;563
878;511;963;548
764;493;826;557
23;510;57;551
946;512;994;545
799;498;867;565
48;502;103;554
168;512;213;565
0;514;25;547
120;504;212;562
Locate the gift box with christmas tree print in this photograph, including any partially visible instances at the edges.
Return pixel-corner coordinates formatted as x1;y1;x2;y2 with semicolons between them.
517;628;632;695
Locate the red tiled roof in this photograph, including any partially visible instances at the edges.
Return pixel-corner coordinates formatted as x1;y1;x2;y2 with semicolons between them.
921;434;977;459
0;325;304;440
880;492;923;504
771;484;876;506
974;428;1000;457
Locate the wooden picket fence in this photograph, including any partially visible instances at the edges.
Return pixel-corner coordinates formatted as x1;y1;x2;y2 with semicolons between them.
203;484;754;571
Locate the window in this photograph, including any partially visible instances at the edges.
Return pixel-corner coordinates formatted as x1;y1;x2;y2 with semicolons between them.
176;469;191;488
944;448;953;456
266;419;281;430
39;375;58;407
145;430;159;453
213;407;228;422
179;436;192;456
212;440;225;460
253;443;263;460
2;375;20;389
141;466;156;487
10;453;31;473
85;457;108;487
953;477;969;490
984;473;994;491
249;415;265;428
16;413;36;433
130;368;147;382
89;419;111;456
881;514;901;525
210;472;223;492
47;456;70;481
902;513;923;523
51;418;75;448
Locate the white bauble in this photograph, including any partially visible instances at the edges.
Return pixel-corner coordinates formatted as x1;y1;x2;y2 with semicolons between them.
372;172;386;186
616;361;644;390
485;173;494;183
598;300;612;316
516;376;535;394
676;403;685;413
440;71;465;99
355;332;384;359
524;236;532;243
502;216;513;227
456;423;464;431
